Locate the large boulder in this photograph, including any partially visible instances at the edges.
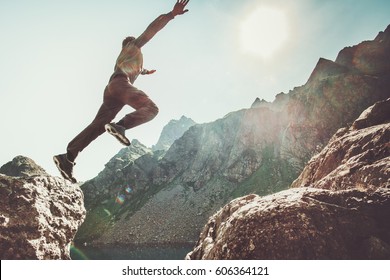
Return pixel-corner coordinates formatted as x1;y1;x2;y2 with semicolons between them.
186;187;390;260
291;98;390;190
0;156;86;259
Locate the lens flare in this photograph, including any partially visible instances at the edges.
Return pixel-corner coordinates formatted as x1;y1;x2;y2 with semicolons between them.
115;194;126;205
125;185;133;194
70;244;89;260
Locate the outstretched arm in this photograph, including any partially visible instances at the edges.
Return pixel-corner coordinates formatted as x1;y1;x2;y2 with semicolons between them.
134;0;190;48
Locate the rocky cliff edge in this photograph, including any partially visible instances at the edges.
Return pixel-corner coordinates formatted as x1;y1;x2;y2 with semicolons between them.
0;156;86;259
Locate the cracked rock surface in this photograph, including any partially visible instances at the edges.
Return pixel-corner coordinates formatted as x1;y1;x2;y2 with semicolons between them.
0;156;86;259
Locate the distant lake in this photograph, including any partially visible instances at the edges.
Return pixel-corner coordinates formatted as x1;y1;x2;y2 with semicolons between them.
70;243;195;260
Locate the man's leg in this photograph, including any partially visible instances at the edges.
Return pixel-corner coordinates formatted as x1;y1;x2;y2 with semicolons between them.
66;91;123;162
117;93;159;129
108;77;159;130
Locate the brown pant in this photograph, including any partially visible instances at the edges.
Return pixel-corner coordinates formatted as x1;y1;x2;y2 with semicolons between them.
66;75;158;161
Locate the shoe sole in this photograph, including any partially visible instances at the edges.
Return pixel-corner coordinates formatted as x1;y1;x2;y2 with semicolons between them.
105;124;131;146
53;156;76;183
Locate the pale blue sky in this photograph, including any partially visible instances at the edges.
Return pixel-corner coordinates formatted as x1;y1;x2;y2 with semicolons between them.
1;0;389;181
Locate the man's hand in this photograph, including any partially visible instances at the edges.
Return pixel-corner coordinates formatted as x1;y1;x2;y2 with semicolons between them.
172;0;190;17
141;69;156;75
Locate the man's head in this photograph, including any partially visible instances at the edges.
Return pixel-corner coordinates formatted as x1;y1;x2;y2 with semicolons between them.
122;36;135;48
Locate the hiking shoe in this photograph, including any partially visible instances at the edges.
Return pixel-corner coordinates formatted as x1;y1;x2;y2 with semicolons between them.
53;154;77;183
105;123;131;146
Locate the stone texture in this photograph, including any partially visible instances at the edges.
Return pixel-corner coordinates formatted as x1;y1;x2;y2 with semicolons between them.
186;188;390;260
291;98;390;190
0;156;86;259
0;155;48;177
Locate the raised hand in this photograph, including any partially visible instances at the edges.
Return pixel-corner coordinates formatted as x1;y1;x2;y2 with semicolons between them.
172;0;190;17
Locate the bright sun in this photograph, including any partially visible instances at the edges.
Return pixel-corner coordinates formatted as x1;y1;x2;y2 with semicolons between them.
240;6;289;59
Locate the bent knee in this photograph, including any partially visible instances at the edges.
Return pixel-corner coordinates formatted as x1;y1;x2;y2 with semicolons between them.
145;102;159;120
150;103;159;117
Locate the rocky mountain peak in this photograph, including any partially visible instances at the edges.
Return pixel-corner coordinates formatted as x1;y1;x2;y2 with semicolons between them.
152;115;196;151
335;24;390;74
375;24;390;42
251;97;270;109
306;57;350;83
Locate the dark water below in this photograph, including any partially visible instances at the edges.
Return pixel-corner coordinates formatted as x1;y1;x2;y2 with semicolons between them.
70;243;194;260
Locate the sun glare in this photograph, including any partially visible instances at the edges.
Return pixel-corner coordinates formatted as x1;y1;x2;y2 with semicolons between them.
240;6;289;59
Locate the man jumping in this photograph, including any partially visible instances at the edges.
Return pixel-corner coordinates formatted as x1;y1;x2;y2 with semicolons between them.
54;0;190;183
